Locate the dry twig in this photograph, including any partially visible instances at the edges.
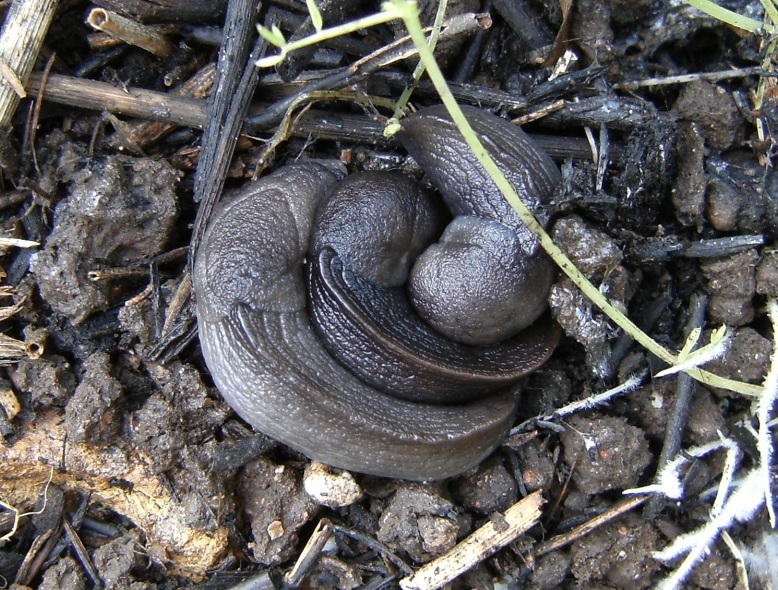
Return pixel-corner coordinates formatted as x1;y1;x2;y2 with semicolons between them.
400;491;545;590
534;495;649;557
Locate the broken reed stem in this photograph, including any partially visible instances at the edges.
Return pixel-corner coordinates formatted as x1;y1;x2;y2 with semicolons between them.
86;8;174;57
26;73;207;127
399;491;544;590
0;0;58;131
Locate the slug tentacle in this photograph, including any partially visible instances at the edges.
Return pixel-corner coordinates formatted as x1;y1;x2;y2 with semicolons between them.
194;107;561;481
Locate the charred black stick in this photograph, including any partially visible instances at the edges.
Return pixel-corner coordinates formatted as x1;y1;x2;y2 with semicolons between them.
189;0;265;272
644;292;707;520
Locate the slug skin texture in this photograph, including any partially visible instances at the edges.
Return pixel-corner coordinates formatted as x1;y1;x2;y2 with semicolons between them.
193;106;560;480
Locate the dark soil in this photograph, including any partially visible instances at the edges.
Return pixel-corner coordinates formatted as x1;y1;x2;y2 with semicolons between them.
1;0;776;589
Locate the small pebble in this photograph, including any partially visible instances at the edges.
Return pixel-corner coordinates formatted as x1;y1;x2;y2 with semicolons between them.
303;462;363;508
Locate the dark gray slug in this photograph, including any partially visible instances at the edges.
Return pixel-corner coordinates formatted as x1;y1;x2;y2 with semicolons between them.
193;105;561;480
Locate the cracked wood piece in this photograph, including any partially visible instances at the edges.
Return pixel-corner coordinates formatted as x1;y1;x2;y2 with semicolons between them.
0;409;228;580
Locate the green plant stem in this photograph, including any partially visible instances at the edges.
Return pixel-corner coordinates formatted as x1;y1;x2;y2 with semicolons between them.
391;0;448;119
761;0;778;28
257;7;403;66
754;15;778;144
394;0;762;398
684;0;775;34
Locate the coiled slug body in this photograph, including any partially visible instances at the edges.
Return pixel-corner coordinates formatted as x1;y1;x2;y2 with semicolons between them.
194;105;560;480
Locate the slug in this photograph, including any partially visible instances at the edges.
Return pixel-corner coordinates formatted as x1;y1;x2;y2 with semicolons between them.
193;105;561;480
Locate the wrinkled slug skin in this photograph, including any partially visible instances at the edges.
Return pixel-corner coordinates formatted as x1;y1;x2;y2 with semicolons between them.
194;163;519;481
399;105;561;345
397;105;560;225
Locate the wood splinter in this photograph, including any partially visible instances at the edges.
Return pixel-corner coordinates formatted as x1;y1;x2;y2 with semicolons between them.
400;491;545;590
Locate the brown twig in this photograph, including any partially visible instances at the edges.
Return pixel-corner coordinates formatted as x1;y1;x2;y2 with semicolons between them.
284;518;334;587
244;12;491;133
13;529;54;585
26;73;207;127
90;0;226;23
114;62;216;150
25;73;598;161
534;494;649;557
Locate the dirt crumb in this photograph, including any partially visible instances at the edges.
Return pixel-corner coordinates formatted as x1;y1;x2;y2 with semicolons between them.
548;214;634;377
688;545;736;590
64;352;124;446
571;0;615;65
515;438;555;492
560;414;651;495
451;459;518;514
92;530;146;590
551;215;623;281
618;379;673;441
671;122;707;229
756;251;778;297
123;360;234;533
38;556;86;590
530;551;571;589
673;81;745;151
377;485;459;563
549;278;611;378
12;354;76;408
30;155;178;323
685;386;727;445
706;154;777;234
570;513;661;589
238;458;319;565
129;360;230;473
701;249;758;326
705;327;772;392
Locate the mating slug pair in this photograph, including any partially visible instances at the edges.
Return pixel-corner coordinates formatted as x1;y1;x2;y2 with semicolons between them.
193;105;560;480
